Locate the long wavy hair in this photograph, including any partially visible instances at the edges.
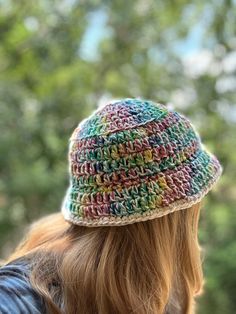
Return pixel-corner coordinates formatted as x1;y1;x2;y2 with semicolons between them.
7;201;204;314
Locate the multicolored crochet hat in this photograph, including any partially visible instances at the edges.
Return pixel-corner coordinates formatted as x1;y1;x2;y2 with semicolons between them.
61;98;223;227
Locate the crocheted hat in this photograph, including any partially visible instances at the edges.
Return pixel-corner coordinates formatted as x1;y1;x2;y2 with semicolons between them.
61;98;223;227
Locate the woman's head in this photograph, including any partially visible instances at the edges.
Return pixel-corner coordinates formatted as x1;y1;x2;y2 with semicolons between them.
8;98;223;313
9;202;203;314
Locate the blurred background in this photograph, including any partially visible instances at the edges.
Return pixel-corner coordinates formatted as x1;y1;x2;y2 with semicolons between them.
0;0;235;313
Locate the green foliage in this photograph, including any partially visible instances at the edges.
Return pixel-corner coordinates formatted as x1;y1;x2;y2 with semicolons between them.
0;1;235;313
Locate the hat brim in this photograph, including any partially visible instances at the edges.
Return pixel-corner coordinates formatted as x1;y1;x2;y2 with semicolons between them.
61;148;223;227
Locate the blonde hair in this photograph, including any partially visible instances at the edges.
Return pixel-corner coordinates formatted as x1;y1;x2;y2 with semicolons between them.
8;202;204;314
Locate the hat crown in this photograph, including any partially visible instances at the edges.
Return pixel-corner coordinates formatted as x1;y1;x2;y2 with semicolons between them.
70;98;169;140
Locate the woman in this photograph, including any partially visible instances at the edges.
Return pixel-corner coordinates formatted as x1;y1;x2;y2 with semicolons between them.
0;98;223;314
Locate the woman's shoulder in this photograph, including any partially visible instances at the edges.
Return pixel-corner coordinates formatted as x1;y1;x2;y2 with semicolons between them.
0;257;46;314
0;256;30;272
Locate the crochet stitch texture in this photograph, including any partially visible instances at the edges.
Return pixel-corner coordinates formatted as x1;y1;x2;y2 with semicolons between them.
61;98;223;227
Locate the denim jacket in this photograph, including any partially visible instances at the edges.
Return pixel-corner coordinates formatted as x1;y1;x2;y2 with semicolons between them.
0;258;46;314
